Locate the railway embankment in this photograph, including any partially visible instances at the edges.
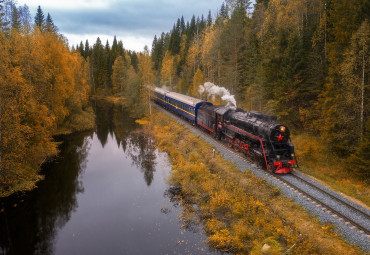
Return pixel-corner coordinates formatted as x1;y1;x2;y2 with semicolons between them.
144;107;367;254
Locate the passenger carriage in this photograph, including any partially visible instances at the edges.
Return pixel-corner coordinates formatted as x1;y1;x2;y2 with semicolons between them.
155;90;212;124
152;87;170;107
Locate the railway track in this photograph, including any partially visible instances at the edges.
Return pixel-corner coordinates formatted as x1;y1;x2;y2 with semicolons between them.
153;103;370;240
274;173;370;236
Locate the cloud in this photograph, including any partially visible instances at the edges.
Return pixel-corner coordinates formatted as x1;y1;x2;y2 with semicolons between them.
17;0;225;51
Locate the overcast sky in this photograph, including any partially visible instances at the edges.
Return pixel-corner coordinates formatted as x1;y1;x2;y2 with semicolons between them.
16;0;229;52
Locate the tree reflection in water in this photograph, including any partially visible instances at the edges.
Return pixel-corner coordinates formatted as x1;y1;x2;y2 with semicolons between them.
0;101;158;255
95;102;157;186
0;131;93;255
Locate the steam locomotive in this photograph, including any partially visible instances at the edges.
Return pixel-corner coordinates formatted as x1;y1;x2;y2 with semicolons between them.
151;87;298;174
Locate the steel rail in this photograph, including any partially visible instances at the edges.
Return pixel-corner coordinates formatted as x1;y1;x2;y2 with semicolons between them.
290;172;370;221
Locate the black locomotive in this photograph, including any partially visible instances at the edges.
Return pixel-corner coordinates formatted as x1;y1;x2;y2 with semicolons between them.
151;87;297;174
197;105;297;173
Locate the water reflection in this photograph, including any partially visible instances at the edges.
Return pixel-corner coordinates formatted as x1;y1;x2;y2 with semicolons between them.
0;102;157;254
0;131;93;255
0;101;215;255
95;102;157;186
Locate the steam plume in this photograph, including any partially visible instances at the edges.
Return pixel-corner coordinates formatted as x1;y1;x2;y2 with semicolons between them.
198;82;237;107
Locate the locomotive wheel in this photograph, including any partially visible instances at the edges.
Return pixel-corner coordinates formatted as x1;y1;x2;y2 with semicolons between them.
239;142;244;150
243;144;249;156
233;139;240;152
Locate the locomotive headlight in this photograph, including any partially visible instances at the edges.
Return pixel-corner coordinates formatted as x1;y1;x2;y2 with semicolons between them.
280;126;286;132
291;153;295;157
276;155;281;160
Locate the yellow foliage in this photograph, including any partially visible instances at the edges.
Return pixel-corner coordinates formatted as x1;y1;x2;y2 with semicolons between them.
161;51;175;88
293;133;370;206
190;68;204;96
0;28;93;196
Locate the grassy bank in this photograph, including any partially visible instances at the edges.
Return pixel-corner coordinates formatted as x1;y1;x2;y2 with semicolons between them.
293;134;370;207
146;109;364;254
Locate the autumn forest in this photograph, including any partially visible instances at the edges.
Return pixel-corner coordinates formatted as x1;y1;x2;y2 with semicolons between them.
0;0;369;196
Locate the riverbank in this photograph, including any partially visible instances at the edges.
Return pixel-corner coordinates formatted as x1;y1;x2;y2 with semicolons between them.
0;108;95;198
145;108;365;254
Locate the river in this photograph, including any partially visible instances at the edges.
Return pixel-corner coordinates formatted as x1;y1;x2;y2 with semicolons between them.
0;102;217;255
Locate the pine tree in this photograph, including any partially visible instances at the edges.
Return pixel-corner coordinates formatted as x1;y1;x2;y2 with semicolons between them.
11;5;20;30
220;3;229;19
129;51;139;72
117;40;124;57
151;34;164;71
34;5;44;30
180;16;186;35
169;21;181;55
207;10;213;27
105;40;113;90
112;35;118;58
46;13;57;33
90;37;107;94
84;39;91;57
78;41;84;57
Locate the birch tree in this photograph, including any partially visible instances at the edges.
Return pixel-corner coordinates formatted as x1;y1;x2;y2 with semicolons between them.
341;20;369;142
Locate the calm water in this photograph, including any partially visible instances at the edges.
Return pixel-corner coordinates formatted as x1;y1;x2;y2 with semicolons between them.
0;103;216;255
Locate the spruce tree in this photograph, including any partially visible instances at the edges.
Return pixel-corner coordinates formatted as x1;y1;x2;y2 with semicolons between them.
220;3;229;19
180;16;185;35
207;10;212;27
91;37;106;93
46;13;57;33
84;39;90;57
11;6;20;30
169;22;181;55
130;51;139;72
78;41;84;57
34;5;44;30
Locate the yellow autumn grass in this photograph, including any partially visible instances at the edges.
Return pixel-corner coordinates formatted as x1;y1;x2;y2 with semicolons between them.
145;109;364;254
135;117;149;125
